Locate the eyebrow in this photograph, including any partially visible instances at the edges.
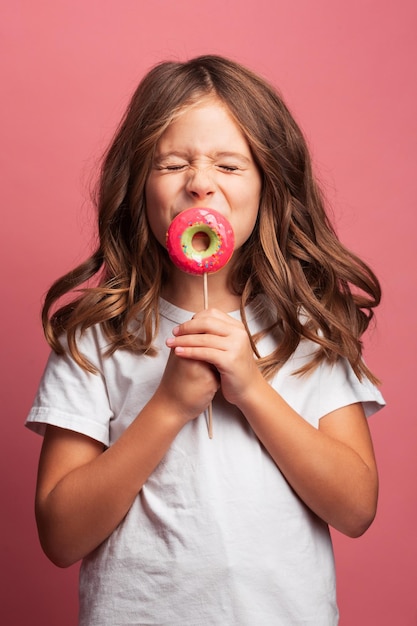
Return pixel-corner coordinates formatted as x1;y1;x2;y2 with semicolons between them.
154;151;251;165
214;151;251;164
153;151;189;162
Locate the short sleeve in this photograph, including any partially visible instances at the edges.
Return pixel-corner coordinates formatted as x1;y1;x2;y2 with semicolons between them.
318;357;385;419
272;341;385;428
25;330;114;446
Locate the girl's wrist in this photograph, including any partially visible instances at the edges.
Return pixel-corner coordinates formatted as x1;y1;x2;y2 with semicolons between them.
148;388;197;430
232;369;271;416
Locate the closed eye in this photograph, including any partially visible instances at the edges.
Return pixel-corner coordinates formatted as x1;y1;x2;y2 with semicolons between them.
218;165;239;172
164;164;188;171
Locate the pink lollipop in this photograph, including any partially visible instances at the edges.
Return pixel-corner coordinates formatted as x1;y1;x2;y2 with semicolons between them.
166;207;234;275
166;207;235;438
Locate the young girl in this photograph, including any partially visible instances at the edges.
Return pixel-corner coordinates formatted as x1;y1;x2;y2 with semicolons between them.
27;55;384;625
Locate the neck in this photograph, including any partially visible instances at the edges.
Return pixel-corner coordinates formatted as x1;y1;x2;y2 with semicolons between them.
162;266;241;313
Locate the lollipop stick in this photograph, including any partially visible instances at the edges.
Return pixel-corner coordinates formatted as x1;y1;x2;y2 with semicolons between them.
203;271;209;310
207;397;213;439
203;272;213;439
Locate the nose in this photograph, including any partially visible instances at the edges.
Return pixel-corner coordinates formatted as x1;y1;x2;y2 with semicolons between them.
185;167;216;199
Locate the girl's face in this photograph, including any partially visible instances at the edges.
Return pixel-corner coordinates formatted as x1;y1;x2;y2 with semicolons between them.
145;97;262;256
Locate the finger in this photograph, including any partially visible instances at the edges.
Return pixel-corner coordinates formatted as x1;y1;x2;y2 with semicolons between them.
172;345;228;370
166;333;228;352
173;313;240;338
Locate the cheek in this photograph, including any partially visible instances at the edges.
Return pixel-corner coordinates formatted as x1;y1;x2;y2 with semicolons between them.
145;187;165;246
145;176;181;215
233;211;259;250
145;208;166;248
144;175;160;208
235;171;262;208
244;178;262;218
250;174;262;203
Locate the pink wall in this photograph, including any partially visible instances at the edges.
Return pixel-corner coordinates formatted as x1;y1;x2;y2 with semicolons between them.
2;1;416;623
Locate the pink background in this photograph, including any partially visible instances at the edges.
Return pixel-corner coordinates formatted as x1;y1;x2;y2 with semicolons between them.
2;1;416;624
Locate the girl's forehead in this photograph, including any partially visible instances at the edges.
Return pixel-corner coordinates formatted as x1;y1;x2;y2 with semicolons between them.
161;96;244;141
155;111;250;163
171;94;229;123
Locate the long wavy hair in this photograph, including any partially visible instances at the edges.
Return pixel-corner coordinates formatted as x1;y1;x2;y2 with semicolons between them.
42;55;381;383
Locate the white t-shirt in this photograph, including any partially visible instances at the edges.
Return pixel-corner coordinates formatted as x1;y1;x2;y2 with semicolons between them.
26;298;385;625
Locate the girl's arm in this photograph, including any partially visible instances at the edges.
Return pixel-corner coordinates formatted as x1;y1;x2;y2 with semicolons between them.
35;350;218;567
237;384;378;537
167;309;378;537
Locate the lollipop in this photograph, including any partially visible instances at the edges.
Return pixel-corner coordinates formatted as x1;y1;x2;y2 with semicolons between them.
166;207;235;276
166;207;235;438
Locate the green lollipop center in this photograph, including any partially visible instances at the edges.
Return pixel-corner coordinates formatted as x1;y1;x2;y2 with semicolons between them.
181;224;221;259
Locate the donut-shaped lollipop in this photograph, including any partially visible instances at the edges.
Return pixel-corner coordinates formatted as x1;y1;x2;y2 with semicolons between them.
166;207;234;275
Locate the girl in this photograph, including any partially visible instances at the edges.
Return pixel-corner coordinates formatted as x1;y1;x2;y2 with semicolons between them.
27;55;384;625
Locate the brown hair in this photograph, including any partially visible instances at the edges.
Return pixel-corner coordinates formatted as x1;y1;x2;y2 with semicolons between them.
42;55;381;382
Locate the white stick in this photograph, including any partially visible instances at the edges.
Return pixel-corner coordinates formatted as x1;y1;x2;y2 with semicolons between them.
203;271;209;310
203;272;213;439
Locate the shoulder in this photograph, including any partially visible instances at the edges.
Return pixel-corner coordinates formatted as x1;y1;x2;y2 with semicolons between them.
50;323;113;371
271;340;385;424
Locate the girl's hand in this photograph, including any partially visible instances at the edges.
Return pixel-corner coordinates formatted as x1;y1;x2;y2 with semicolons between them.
166;308;261;408
156;346;220;425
